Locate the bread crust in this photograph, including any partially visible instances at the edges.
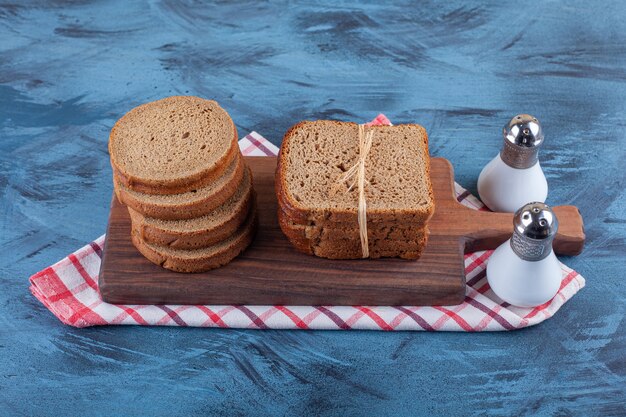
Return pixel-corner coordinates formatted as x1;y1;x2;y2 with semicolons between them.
109;96;239;195
115;153;245;220
131;211;258;273
283;232;427;260
278;205;427;241
129;184;255;250
278;207;429;260
275;121;435;225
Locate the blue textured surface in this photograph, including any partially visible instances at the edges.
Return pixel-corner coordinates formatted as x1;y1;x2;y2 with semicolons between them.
1;1;625;416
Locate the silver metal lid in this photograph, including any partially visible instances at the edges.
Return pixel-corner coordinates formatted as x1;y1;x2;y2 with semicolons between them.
500;114;543;169
510;202;558;261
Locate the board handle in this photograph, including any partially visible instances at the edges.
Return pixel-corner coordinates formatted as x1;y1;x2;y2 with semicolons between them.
461;205;585;256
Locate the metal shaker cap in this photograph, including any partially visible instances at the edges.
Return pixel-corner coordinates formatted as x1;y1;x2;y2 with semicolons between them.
510;202;558;261
500;114;544;169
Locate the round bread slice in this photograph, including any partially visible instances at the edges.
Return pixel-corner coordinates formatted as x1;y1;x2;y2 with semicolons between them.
115;153;245;220
109;96;238;195
129;168;255;249
132;209;258;273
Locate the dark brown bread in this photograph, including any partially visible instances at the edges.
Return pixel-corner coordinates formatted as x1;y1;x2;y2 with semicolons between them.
311;238;427;260
276;172;432;226
276;121;435;225
278;208;428;259
131;210;258;273
278;205;427;242
283;231;427;260
115;153;245;220
109;96;238;195
129;168;255;249
285;232;427;260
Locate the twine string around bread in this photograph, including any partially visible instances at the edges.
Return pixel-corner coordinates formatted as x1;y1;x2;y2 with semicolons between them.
331;124;374;258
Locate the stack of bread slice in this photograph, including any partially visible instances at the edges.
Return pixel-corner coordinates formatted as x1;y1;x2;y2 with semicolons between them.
276;121;434;260
109;96;256;272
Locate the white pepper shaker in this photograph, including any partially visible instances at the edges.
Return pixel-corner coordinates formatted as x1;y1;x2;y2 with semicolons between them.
478;114;548;212
487;202;562;307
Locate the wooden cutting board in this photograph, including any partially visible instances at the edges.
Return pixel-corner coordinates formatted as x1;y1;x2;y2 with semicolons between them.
99;157;585;306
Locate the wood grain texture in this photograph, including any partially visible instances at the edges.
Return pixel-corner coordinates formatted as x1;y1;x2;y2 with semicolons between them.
101;156;584;306
2;1;625;416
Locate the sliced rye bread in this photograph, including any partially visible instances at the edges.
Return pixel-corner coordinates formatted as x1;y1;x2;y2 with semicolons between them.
128;168;255;249
109;96;238;195
131;209;258;273
312;236;428;260
277;174;432;226
278;205;427;242
278;208;428;259
285;232;427;260
276;121;435;225
115;152;245;220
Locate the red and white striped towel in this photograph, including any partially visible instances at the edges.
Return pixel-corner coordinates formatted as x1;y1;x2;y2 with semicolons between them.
29;115;585;330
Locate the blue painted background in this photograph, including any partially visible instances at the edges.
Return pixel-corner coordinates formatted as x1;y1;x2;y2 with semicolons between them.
1;1;625;416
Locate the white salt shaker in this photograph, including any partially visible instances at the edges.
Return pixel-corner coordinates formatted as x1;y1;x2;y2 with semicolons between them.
487;202;562;307
478;114;548;212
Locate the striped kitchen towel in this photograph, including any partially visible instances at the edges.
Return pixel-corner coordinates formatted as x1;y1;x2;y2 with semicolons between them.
29;115;585;330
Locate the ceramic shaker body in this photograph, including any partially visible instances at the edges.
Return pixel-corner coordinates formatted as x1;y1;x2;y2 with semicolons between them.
487;239;561;307
478;155;547;213
487;202;562;307
478;114;547;212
